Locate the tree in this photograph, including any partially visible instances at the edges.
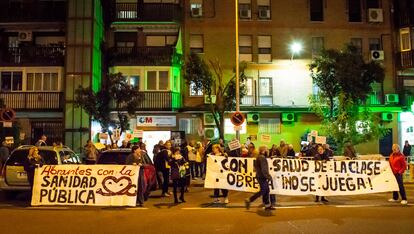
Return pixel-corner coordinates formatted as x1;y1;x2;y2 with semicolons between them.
75;72;143;143
309;44;387;152
184;53;247;139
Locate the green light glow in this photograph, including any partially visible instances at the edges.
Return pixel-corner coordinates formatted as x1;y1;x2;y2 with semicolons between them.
92;0;104;92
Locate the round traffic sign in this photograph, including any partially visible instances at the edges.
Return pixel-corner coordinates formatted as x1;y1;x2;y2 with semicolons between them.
0;108;16;121
231;111;245;126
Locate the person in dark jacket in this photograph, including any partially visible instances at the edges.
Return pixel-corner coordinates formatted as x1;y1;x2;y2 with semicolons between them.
314;145;329;203
245;146;276;211
211;144;229;204
0;141;10;170
169;147;188;203
403;140;412;157
287;144;296;157
153;141;172;197
23;146;44;200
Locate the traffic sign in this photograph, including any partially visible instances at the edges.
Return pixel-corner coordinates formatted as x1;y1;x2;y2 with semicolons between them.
0;108;16;121
230;111;245;126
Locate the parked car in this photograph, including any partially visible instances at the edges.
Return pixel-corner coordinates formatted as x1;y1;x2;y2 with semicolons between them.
96;149;157;199
0;145;81;197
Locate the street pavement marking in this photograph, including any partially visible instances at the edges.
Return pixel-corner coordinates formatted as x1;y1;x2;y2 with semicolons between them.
182;207;229;210
125;207;149;210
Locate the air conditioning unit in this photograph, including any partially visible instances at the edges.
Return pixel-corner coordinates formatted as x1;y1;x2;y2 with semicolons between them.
371;50;384;61
282;113;295;122
204;95;216;104
258;9;270;19
247;113;260;123
203;113;216;126
191;7;202;17
368;8;383;23
18;31;32;41
240;9;251;19
381;112;393;121
385;94;399;104
204;128;217;140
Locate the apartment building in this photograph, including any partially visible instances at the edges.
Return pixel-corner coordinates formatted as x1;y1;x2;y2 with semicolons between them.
182;0;404;154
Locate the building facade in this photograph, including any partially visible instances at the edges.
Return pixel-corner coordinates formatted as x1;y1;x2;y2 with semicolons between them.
0;0;412;155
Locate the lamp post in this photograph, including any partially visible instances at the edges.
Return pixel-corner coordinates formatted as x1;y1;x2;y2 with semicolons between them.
235;0;240;141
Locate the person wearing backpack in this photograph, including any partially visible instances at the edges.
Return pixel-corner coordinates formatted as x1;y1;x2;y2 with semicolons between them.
169;147;189;204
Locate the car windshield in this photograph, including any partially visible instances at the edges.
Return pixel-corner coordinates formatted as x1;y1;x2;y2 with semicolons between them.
6;149;58;165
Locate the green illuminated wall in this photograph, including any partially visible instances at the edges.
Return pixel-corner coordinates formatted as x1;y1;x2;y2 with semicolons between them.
64;0;103;152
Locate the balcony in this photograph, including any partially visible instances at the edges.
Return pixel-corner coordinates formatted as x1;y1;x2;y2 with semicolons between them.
112;91;181;111
0;46;65;66
111;3;181;22
398;50;414;69
108;46;178;66
0;1;66;23
0;92;63;111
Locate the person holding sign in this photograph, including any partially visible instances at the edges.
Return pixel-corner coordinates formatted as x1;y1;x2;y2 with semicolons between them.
211;144;229;204
23;146;44;199
245;146;276;211
169;147;189;204
126;145;144;206
388;144;408;205
314;145;329;203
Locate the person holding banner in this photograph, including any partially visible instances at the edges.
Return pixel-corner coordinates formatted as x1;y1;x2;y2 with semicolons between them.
314;145;329;203
170;147;188;204
211;144;229;204
23;146;44;199
388;144;408;205
245;146;276;211
126;145;145;206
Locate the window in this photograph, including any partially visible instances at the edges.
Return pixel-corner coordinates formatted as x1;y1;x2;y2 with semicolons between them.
259;118;281;134
259;77;272;105
239;0;251;19
190;0;202;17
179;118;201;135
348;0;362;22
190;34;204;53
189;81;203;96
257;0;270;20
123;75;140;89
312;37;324;55
239;35;252;62
245;77;253;96
1;71;22;92
258;35;271;63
310;0;324;21
400;28;411;52
369;38;381;50
26;72;58;91
146;36;166;47
350;38;363;54
366;0;380;8
146;70;169;90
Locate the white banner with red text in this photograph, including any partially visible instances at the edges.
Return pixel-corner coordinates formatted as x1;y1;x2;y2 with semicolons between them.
204;156;399;196
31;165;139;206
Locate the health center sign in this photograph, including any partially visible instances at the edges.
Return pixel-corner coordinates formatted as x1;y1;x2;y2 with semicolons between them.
205;156;399;196
31;165;139;206
136;116;176;127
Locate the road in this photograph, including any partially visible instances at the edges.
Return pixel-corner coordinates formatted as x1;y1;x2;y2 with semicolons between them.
0;183;413;234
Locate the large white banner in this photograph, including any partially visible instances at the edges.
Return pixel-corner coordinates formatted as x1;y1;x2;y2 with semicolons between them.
205;156;399;196
32;165;139;206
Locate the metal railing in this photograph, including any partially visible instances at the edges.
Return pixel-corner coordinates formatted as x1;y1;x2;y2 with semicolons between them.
111;91;181;111
0;46;65;66
398;50;414;69
0;92;63;110
108;46;174;66
113;3;181;22
0;2;66;22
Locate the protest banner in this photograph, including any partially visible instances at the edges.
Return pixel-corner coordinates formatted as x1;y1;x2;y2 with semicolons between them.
31;165;139;206
205;156;399;196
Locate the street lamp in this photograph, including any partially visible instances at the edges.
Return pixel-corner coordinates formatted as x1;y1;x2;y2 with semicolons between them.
290;41;303;60
235;0;240;141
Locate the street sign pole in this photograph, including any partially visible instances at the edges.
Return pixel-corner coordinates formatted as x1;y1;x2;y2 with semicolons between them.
235;0;240;141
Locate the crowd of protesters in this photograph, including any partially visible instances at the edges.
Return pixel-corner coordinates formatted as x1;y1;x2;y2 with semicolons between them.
0;133;412;209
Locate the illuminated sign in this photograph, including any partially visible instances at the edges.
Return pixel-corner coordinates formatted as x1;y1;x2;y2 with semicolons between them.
136;116;176;127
